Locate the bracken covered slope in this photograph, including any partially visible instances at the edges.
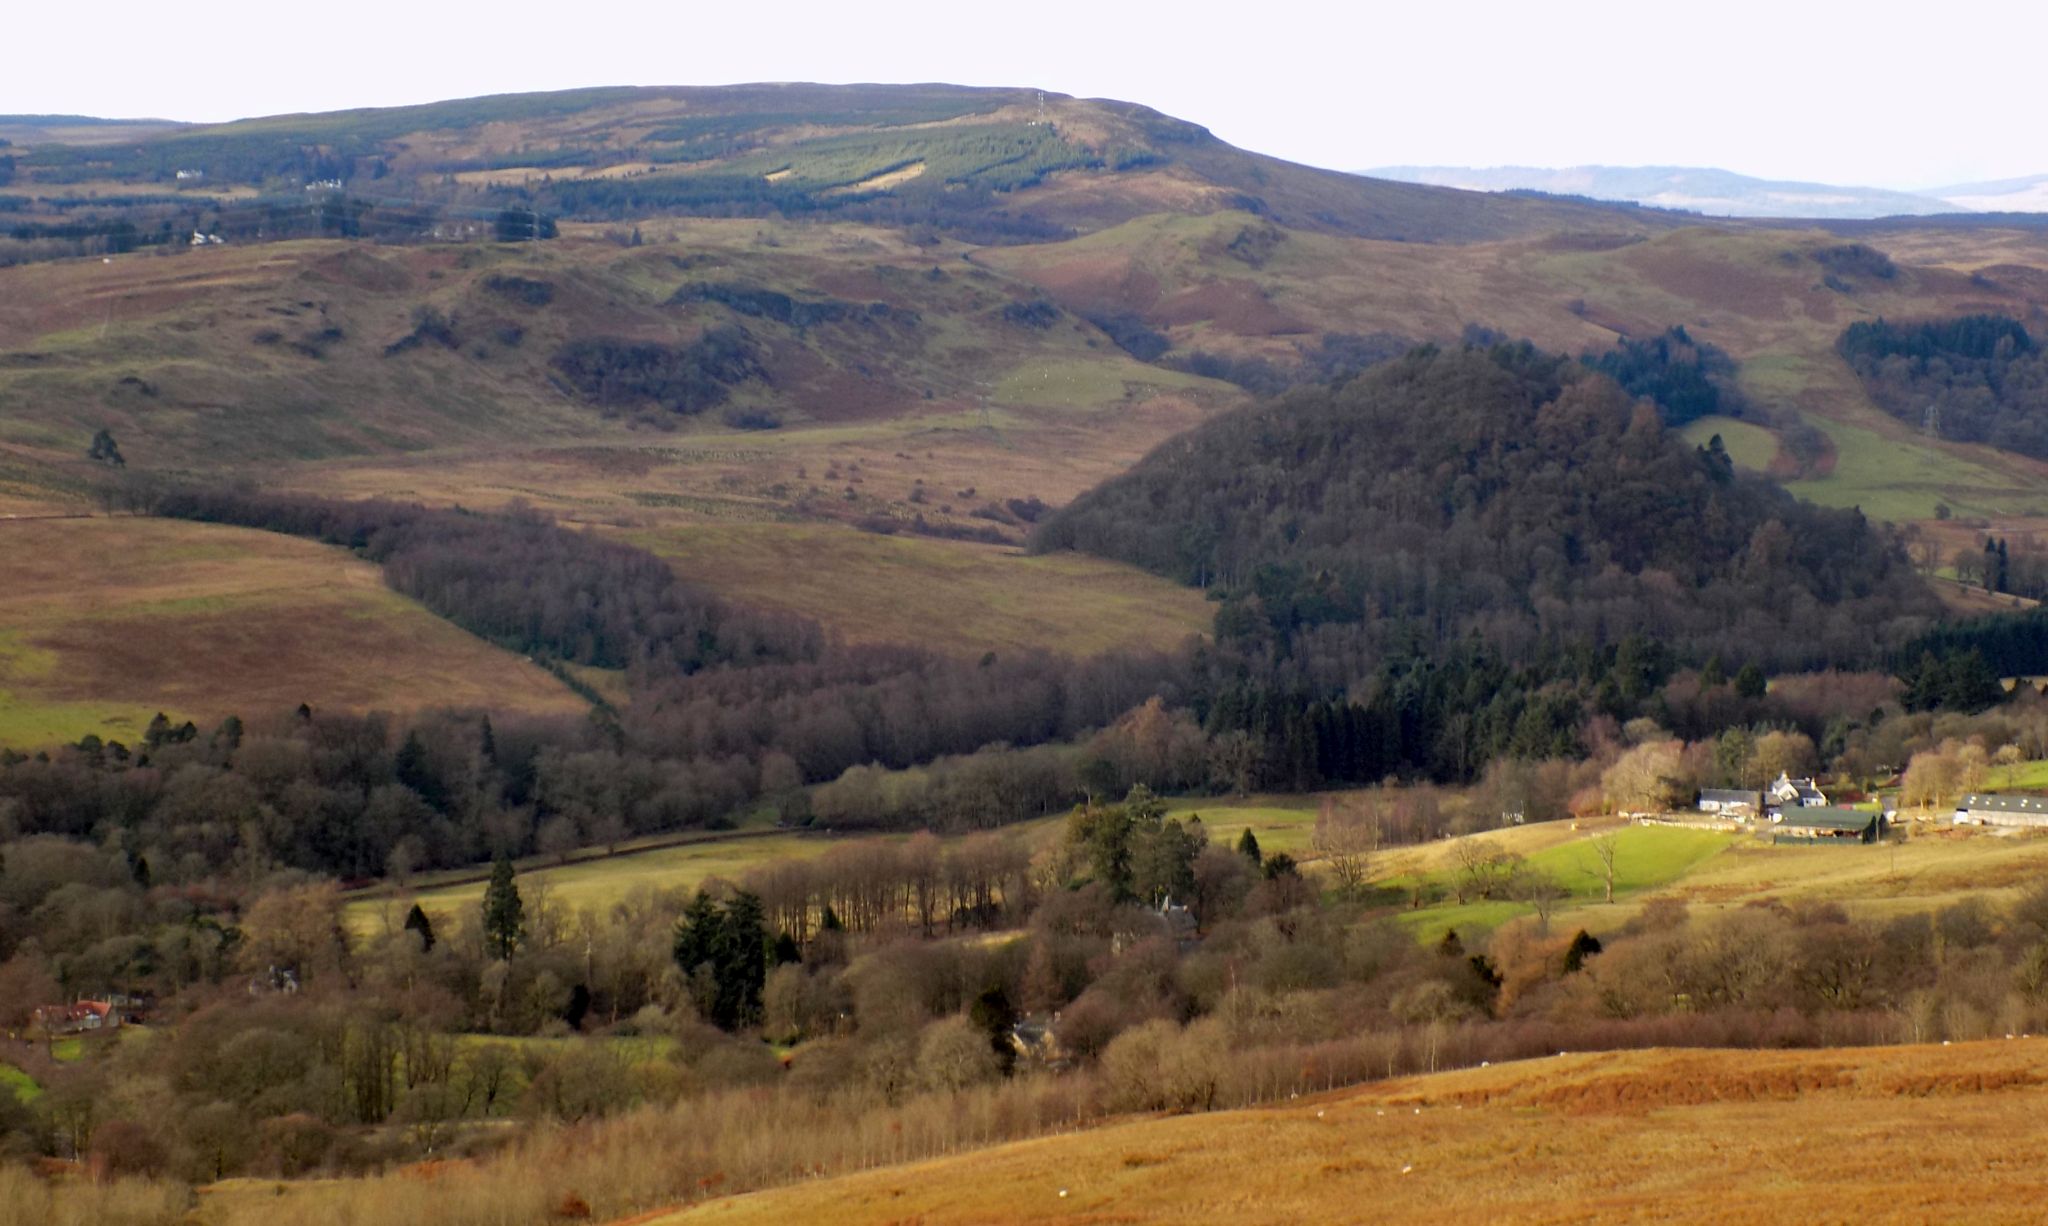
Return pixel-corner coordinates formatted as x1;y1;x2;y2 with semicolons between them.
667;1040;2048;1225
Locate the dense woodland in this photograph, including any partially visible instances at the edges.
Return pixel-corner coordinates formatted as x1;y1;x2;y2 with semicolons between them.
1841;314;2048;459
1581;325;1746;428
1904;606;2048;679
1035;342;1939;680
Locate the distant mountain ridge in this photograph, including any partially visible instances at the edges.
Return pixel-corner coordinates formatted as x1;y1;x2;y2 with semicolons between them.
1932;173;2048;213
1362;164;1978;220
0;114;186;146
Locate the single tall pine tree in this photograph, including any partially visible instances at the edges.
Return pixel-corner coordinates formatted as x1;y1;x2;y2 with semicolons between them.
480;857;524;960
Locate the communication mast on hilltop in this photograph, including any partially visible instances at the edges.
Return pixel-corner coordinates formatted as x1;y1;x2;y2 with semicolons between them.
1923;401;1943;438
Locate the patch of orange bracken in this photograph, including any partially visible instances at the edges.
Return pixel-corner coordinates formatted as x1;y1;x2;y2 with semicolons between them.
399;1158;475;1182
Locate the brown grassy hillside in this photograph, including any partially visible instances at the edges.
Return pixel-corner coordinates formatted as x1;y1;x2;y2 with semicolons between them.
0;516;585;745
665;1040;2048;1225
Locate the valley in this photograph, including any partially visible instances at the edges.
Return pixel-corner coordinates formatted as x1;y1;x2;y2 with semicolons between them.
12;79;2048;1226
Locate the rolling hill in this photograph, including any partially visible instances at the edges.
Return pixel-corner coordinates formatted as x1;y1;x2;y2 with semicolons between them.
10;83;2048;733
0;83;1671;257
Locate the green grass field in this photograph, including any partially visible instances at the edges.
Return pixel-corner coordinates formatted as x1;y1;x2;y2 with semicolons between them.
1388;824;1736;942
1679;415;1779;470
346;834;833;938
0;1064;38;1104
992;355;1223;410
1784;418;2036;521
1166;795;1322;856
1989;760;2048;790
1525;825;1734;896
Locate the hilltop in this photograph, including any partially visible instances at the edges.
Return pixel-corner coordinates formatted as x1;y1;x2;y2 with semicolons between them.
1;83;1668;255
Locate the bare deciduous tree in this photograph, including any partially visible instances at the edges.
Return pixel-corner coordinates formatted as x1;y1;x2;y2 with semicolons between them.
1518;870;1568;934
1311;795;1381;896
1451;836;1524;904
1589;832;1620;904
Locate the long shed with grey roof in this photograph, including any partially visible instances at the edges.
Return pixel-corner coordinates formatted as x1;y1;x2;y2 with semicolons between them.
1773;806;1881;844
1955;793;2048;827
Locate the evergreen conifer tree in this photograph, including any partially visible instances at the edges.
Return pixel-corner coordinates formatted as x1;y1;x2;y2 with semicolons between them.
480;857;524;960
404;903;436;952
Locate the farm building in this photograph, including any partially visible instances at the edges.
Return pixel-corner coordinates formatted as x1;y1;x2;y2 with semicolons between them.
29;1000;122;1035
1698;788;1761;820
1773;806;1881;844
1765;773;1828;819
1953;793;2048;828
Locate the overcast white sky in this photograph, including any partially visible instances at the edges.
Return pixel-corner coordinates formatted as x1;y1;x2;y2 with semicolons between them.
5;0;2036;191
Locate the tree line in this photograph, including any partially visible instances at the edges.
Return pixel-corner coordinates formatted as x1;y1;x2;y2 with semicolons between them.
147;487;821;677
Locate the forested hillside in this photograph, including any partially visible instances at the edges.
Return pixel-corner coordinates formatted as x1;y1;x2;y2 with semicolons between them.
1035;343;1939;678
1840;314;2048;459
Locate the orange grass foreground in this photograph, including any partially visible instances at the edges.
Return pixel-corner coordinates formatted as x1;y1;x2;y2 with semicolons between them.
660;1040;2048;1225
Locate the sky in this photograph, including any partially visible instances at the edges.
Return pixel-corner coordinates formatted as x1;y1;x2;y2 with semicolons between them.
6;0;2040;191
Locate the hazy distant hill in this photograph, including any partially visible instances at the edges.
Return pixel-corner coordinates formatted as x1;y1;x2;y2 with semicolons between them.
0;113;186;146
1364;164;1964;220
1933;173;2048;213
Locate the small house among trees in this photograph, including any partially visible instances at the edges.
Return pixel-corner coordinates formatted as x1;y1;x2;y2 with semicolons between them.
1765;773;1828;818
31;999;127;1035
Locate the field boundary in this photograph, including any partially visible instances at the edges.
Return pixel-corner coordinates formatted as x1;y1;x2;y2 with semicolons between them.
341;826;800;902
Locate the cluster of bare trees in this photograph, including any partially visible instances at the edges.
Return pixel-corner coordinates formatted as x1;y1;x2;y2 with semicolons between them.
1900;739;2018;809
746;831;1034;942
